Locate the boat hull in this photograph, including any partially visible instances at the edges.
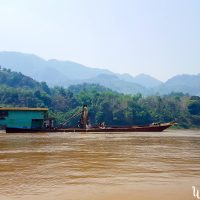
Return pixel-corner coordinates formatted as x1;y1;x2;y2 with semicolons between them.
6;123;172;133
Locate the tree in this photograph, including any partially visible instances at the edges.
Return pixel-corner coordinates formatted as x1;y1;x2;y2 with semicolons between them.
188;101;200;115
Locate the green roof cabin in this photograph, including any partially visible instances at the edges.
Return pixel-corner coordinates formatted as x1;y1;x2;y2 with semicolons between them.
0;107;48;130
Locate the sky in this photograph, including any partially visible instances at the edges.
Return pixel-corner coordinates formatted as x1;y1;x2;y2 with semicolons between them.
0;0;199;81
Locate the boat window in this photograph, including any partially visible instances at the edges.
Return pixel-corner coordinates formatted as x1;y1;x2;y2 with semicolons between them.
0;110;8;119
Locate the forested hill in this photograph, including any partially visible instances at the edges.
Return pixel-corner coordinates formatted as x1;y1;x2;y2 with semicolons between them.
0;67;50;93
0;68;200;128
2;51;200;96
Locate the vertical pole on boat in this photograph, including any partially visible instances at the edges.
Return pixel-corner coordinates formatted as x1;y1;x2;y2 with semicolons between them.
80;105;89;129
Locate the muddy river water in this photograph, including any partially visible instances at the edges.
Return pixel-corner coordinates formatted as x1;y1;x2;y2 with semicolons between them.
0;130;199;200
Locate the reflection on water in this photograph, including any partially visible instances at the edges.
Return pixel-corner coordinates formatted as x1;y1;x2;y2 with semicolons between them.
0;130;200;200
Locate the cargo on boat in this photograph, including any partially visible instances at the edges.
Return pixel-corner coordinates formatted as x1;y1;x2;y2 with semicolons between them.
0;106;174;133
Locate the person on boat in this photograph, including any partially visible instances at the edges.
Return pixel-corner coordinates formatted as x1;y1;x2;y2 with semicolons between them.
99;122;105;129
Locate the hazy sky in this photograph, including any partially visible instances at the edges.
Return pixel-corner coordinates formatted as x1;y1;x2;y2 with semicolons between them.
0;0;199;81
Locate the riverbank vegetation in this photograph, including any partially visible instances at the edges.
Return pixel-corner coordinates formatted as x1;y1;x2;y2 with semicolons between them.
0;68;200;128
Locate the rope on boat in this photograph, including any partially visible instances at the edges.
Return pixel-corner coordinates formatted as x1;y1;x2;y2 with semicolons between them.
60;108;82;127
60;105;129;128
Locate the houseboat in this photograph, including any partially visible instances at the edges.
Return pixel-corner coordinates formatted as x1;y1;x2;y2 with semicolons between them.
0;106;174;133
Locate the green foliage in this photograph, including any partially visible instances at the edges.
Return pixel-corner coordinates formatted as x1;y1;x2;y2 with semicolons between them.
188;96;200;115
0;68;200;128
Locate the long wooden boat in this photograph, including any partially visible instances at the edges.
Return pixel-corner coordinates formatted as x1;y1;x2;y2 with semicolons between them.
6;122;173;133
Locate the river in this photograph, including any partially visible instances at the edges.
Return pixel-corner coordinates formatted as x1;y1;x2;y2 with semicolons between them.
0;130;199;200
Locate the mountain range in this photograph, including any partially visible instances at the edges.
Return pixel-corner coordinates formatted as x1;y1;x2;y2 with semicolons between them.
0;51;199;96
